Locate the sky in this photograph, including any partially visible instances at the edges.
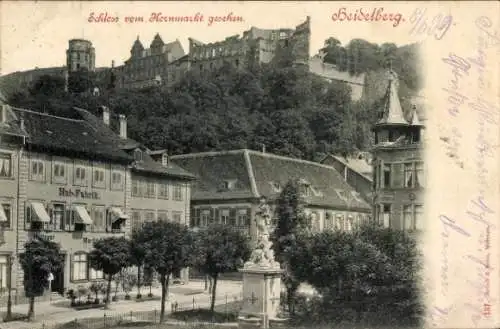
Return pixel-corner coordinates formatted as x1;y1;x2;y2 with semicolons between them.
0;1;424;75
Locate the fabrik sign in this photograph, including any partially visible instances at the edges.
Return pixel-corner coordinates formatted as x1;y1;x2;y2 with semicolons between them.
59;187;100;200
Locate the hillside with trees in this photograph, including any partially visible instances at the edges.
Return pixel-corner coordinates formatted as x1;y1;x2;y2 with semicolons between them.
6;38;422;160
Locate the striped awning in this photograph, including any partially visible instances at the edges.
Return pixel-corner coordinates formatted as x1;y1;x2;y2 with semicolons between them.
110;207;128;223
31;202;50;223
73;205;93;225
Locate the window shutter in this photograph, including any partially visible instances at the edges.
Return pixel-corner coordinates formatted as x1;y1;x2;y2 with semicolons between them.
246;208;251;227
229;209;237;226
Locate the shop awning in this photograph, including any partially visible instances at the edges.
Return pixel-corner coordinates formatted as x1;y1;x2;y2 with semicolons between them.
31;202;51;223
73;205;93;225
110;207;128;223
0;205;8;222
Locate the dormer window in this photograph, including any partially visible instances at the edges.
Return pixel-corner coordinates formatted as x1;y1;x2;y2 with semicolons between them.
222;179;237;190
134;149;143;162
161;153;169;167
269;181;282;193
335;189;347;201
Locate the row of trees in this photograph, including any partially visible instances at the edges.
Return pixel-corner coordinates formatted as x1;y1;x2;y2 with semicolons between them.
19;221;251;322
271;180;423;326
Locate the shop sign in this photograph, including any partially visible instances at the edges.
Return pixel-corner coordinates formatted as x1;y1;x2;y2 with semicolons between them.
59;187;100;200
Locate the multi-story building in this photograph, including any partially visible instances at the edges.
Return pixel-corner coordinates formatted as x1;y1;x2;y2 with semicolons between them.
371;70;425;230
188;17;310;74
66;39;96;72
0;103;194;303
115;35;186;90
171;149;371;243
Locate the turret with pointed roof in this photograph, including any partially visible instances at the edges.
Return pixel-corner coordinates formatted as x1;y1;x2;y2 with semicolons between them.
131;36;144;58
372;70;423;148
150;33;165;49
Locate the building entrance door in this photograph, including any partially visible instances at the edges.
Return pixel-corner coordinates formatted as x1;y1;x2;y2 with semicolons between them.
51;254;65;295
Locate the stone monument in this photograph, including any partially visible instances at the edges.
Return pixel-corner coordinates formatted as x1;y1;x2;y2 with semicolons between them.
239;197;285;329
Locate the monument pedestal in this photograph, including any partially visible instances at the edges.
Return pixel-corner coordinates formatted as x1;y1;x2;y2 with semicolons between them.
238;266;284;329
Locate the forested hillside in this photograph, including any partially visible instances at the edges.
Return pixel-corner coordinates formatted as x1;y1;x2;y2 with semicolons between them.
6;38;422;161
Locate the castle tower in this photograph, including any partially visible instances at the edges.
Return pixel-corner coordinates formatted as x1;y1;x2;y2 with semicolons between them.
130;36;144;58
371;70;425;231
66;39;96;72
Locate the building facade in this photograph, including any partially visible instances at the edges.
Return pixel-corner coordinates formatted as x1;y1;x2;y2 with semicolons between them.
0;103;194;304
171;149;372;242
371;70;425;231
188;16;310;75
115;36;186;90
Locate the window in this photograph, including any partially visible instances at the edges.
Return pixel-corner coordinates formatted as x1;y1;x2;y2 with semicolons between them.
134;149;143;162
324;212;334;230
383;164;391;188
72;253;88;281
53;163;66;181
145;181;156;198
415;162;424;188
158;182;169;199
415;205;424;231
201;210;210;226
220;210;229;225
346;215;354;231
90;268;104;280
404;163;413;188
311;213;320;232
0;203;11;229
403;205;413;231
381;204;391;228
145;211;155;223
335;215;344;230
92;207;106;232
173;185;183;201
157;211;168;222
74;166;87;186
270;181;282;193
0;256;8;290
173;211;182;224
0;153;12;178
111;171;123;190
30;160;45;181
237;210;249;226
132;179;140;197
92;168;105;188
131;211;141;232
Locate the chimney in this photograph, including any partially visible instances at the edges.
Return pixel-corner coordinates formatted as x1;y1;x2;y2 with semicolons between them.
111;60;115;68
101;106;110;126
119;114;127;139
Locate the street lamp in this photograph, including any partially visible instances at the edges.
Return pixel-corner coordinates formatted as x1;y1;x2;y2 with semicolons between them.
5;254;14;320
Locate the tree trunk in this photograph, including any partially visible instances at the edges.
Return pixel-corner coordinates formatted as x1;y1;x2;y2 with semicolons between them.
27;296;35;321
105;274;113;309
159;273;170;323
204;274;208;291
137;266;142;296
210;274;218;313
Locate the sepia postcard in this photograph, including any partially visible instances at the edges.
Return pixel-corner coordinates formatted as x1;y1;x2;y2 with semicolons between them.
0;1;499;329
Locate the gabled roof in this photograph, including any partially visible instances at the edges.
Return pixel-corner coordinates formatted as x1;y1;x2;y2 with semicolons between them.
11;107;132;162
171;149;371;211
375;70;409;127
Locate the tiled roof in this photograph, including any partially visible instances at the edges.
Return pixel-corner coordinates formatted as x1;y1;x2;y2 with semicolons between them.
248;151;370;210
11;107;132;162
170;151;255;199
322;154;373;179
171;150;371;211
74;107;195;180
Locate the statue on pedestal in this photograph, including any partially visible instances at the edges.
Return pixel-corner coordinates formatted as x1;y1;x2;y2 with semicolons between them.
244;197;280;270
